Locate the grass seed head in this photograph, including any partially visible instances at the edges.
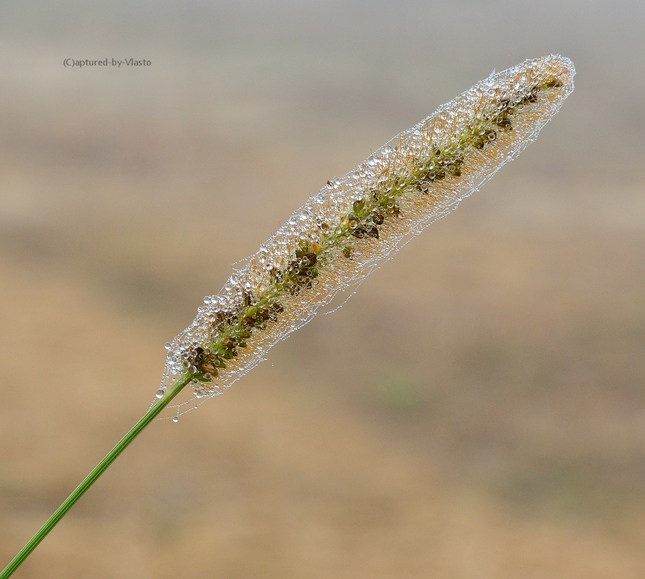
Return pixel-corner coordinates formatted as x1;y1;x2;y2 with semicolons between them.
160;54;575;414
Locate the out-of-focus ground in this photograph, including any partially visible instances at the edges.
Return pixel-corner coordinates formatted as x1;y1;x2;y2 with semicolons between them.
1;1;645;577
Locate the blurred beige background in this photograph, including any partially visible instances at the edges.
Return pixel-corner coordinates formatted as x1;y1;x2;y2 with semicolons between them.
1;1;645;577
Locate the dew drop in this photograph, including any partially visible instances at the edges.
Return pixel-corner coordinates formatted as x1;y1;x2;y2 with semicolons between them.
172;416;179;423
155;388;165;399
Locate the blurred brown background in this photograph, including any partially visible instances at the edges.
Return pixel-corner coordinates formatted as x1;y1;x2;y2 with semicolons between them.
1;1;644;577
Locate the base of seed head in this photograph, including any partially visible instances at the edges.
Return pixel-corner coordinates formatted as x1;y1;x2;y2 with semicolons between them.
160;55;574;416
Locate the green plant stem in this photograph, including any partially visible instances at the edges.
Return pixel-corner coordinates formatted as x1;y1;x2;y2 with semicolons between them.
0;373;192;579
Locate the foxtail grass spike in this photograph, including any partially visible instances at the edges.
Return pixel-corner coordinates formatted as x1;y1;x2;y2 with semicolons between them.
161;54;575;414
